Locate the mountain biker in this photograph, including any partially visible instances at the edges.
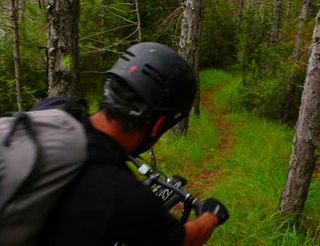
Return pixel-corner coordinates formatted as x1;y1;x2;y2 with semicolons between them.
36;42;228;246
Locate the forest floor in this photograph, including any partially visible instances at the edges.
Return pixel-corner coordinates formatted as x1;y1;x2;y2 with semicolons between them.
187;82;237;196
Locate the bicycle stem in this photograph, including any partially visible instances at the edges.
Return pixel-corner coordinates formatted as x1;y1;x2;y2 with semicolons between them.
128;155;201;208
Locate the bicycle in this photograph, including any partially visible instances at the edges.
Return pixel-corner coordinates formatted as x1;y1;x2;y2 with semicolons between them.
115;156;229;246
128;155;201;224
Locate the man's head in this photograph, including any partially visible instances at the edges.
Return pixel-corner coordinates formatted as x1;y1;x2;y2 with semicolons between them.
101;42;196;154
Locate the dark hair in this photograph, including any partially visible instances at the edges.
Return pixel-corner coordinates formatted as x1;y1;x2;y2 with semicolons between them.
101;75;156;132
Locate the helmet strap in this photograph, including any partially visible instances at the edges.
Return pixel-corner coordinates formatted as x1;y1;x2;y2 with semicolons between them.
150;116;167;138
131;115;165;156
131;113;187;156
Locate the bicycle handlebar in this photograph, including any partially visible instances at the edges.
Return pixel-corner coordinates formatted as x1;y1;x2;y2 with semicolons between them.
115;156;208;246
128;155;201;209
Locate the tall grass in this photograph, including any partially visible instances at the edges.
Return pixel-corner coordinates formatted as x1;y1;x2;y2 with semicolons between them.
150;69;320;245
152;108;220;177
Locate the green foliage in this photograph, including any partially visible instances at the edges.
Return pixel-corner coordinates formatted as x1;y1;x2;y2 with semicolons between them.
0;79;18;113
0;0;317;119
1;0;320;240
85;91;103;114
236;5;272;79
230;76;287;120
0;77;39;112
231;0;317;123
200;0;237;68
152;108;220;177
0;1;47;110
138;0;181;46
78;0;183;97
79;0;125;63
151;69;320;245
200;69;235;89
232;42;306;121
79;0;140;94
305;177;320;228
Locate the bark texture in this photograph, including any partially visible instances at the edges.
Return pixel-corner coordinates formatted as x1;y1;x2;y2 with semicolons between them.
285;0;292;21
279;10;320;213
11;0;23;111
173;0;203;136
269;0;282;46
47;0;80;97
135;0;142;42
237;0;244;23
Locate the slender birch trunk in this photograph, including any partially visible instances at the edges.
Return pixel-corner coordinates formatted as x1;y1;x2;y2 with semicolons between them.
173;0;203;136
11;0;23;111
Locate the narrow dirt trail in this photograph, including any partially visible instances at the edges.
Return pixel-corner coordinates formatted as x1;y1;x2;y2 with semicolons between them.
202;83;237;161
187;82;237;195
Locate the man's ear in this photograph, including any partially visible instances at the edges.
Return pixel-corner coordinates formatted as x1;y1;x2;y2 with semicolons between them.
150;116;167;138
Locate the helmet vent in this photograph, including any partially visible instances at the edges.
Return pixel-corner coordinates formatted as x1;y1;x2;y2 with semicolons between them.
120;51;136;61
142;64;167;88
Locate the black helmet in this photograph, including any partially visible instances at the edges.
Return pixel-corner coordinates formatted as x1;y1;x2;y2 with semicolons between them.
106;42;196;116
105;42;196;155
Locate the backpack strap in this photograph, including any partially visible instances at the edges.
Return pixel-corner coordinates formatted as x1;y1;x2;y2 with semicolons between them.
4;112;38;148
0;113;39;213
31;96;87;120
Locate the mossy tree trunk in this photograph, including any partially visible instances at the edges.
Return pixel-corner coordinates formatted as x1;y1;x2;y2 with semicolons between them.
47;0;80;97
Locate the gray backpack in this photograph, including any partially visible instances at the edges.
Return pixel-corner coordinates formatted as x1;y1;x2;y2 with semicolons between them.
0;109;87;246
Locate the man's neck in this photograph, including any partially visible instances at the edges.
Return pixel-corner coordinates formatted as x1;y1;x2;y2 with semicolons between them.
89;111;144;153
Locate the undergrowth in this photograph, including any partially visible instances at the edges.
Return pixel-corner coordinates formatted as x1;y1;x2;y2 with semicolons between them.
149;69;320;245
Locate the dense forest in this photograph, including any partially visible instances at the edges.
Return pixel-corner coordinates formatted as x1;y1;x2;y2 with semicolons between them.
1;0;319;121
1;0;320;244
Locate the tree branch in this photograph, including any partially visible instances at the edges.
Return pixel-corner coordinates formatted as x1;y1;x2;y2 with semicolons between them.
80;23;135;40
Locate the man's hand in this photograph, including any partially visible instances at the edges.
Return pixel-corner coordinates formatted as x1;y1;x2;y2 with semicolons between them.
196;198;229;226
183;198;229;246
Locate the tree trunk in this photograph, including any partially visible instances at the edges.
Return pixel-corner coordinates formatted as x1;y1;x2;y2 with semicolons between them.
292;0;311;61
47;0;80;97
268;0;282;46
279;10;320;214
135;0;142;42
281;0;311;123
237;0;244;23
11;0;23;111
38;0;45;9
173;0;203;136
285;0;292;21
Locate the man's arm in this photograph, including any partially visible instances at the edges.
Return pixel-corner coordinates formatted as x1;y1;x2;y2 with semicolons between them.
184;212;218;246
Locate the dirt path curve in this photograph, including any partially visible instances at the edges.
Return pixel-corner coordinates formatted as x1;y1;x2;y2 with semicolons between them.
187;82;237;195
202;83;236;159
